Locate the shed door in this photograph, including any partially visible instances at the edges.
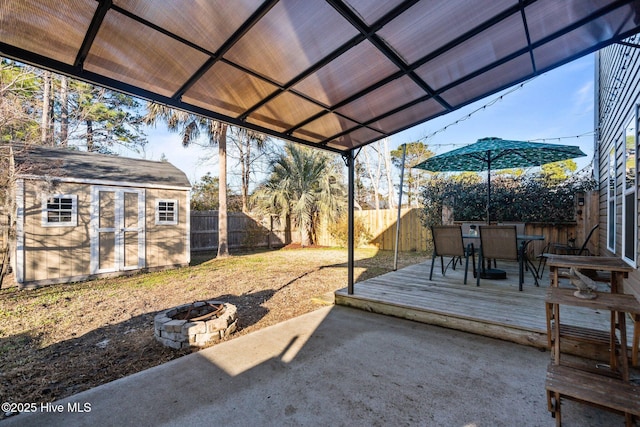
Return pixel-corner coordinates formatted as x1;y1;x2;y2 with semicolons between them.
91;187;145;274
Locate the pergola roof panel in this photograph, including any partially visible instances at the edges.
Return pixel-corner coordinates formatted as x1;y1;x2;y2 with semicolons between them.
292;40;400;107
326;126;385;151
223;0;359;86
113;0;261;54
293;113;359;143
533;5;640;71
369;99;447;135
0;0;96;65
2;0;639;154
525;0;615;44
415;13;528;91
336;76;427;124
246;91;326;133
85;10;209;98
378;0;517;64
342;0;405;26
182;62;279;118
440;54;533;108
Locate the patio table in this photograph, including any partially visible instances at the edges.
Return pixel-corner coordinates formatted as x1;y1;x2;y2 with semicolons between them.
463;234;544;283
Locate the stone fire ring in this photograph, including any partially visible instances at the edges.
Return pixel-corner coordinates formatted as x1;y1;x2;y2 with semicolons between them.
154;301;238;349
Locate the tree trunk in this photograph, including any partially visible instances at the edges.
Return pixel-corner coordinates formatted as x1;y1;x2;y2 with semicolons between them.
363;146;381;212
240;139;249;213
383;138;395;209
300;220;312;247
86;119;94;151
60;76;68;146
0;146;17;288
217;124;229;258
41;71;51;145
243;140;251;213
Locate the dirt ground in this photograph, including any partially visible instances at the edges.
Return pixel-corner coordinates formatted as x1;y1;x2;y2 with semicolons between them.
0;246;429;419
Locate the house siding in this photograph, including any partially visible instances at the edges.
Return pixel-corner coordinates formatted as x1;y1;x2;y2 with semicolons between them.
596;42;640;302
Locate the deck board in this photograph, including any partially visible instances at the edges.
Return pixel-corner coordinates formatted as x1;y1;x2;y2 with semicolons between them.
336;258;635;350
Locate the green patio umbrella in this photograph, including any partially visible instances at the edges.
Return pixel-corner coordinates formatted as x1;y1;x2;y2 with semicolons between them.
413;137;587;223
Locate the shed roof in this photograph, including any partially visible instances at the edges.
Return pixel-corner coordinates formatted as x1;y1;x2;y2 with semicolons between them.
1;1;640;154
10;144;191;189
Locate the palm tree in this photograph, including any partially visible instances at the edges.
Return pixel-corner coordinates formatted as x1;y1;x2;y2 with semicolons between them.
144;103;230;257
253;143;345;246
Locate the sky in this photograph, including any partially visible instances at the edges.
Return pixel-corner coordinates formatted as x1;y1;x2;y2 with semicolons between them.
120;53;596;186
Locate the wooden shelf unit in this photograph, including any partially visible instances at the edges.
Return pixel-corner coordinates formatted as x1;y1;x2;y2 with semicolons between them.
545;287;640;426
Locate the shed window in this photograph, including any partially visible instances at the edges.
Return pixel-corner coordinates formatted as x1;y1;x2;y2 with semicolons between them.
156;199;178;225
42;195;77;226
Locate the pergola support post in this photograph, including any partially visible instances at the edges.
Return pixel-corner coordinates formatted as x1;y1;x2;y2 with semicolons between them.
347;149;355;295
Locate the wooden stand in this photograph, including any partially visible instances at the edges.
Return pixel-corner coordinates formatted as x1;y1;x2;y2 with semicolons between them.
545;287;640;426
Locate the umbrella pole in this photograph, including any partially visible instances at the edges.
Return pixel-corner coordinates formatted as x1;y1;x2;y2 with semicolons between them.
486;154;491;224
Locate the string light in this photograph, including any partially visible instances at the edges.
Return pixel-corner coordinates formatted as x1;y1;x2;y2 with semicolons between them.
422;131;595;150
419;79;535;144
417;33;636;147
602;34;637;117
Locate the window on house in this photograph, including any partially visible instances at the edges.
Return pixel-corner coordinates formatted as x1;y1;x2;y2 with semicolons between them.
622;107;637;265
42;194;77;226
156;199;178;225
607;146;616;252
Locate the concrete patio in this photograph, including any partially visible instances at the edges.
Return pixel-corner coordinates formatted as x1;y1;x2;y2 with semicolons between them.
2;304;623;426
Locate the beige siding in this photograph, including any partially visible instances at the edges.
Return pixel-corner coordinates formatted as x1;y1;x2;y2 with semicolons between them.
19;180;189;286
22;180;91;282
145;188;189;268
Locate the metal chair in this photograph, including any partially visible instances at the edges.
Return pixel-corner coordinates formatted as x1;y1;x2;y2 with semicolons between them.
477;225;537;291
429;226;475;285
537;224;599;278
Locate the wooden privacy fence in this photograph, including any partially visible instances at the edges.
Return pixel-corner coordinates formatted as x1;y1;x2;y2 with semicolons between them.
190;211;299;251
356;208;428;252
316;208;429;251
191;200;596;256
191;209;428;252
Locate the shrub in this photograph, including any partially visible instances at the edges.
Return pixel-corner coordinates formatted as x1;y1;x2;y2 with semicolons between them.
327;214;372;248
419;173;597;226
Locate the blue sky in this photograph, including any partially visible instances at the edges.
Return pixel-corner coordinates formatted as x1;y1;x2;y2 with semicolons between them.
126;53;595;184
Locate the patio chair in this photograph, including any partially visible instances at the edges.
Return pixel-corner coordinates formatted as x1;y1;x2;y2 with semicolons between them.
537;224;599;278
429;226;476;285
497;222;526;235
477;225;537;291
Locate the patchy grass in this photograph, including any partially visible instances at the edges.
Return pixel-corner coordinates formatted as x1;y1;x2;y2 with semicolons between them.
0;247;429;415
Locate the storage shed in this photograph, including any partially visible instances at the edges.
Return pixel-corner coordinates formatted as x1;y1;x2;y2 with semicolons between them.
4;144;191;289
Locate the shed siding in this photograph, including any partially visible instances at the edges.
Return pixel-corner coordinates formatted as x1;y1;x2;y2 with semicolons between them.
596;43;640;302
22;180;91;282
17;180;189;287
145;188;189;268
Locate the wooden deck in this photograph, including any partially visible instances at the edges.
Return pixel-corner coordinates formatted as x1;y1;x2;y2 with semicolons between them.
335;258;636;351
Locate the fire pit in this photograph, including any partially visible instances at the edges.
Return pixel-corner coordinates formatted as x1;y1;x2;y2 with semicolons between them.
154;300;238;349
